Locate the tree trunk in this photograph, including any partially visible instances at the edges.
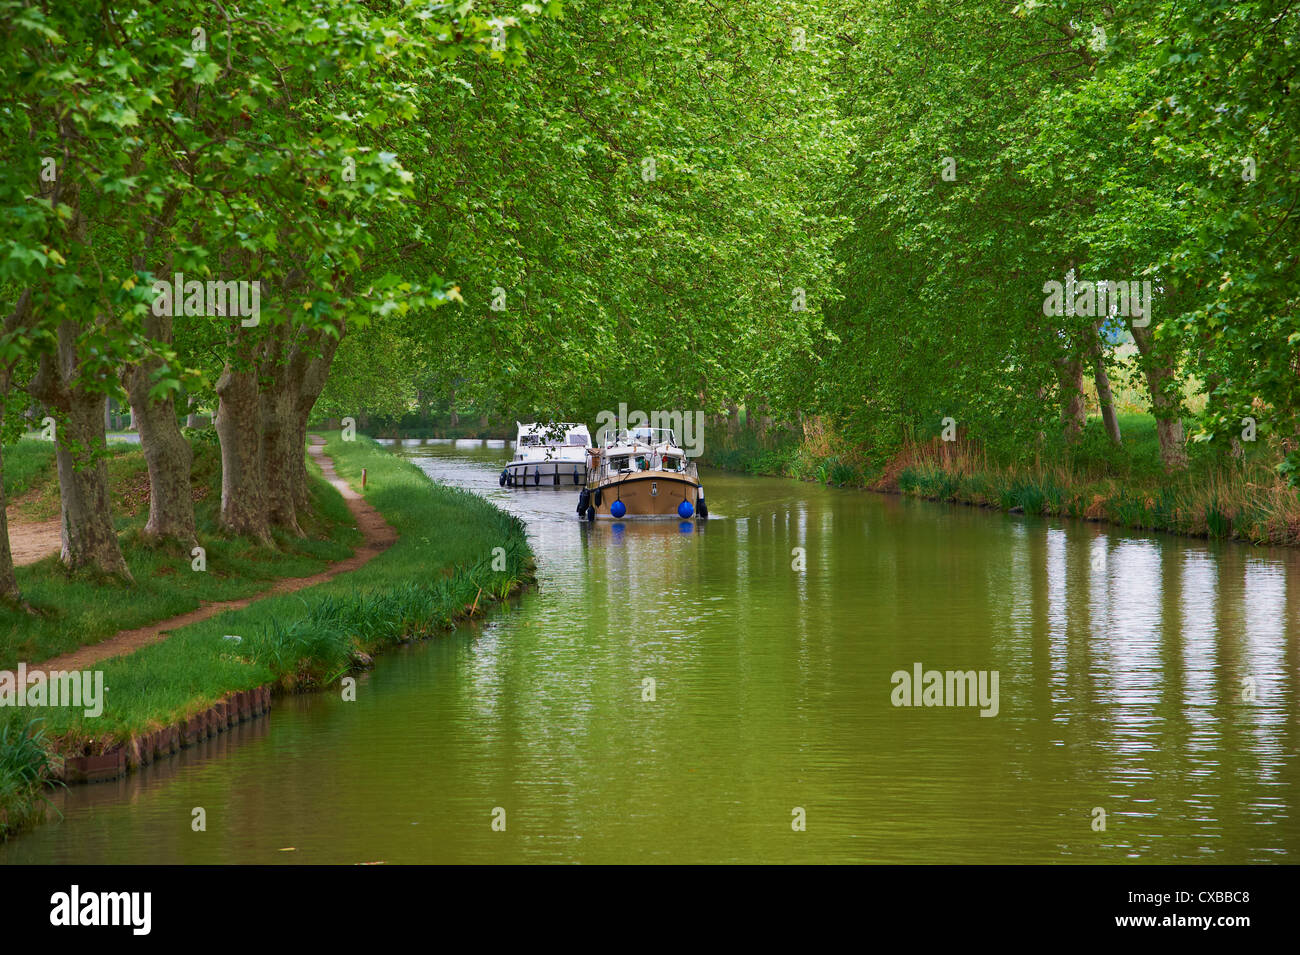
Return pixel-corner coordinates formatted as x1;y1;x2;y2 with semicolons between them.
261;384;301;535
19;149;129;577
0;290;32;601
1056;354;1087;442
29;320;132;579
288;331;342;513
288;409;315;515
122;310;196;547
448;388;458;428
1088;322;1122;446
125;379;196;547
262;402;299;534
750;397;772;440
215;360;272;543
262;326;342;525
1131;322;1188;471
1094;359;1122;446
0;442;17;602
58;392;131;576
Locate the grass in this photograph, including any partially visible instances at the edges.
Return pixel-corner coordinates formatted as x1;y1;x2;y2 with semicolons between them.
0;432;361;669
704;414;1300;547
882;414;1299;544
0;718;55;841
892;432;1298;545
1;437;57;507
0;433;533;839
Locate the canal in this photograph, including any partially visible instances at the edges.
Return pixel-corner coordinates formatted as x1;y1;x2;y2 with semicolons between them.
3;438;1298;863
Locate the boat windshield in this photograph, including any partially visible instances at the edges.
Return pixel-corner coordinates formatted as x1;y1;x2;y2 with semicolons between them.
521;424;589;447
608;427;677;446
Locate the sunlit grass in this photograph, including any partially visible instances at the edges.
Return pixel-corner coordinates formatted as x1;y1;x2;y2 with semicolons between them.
2;437;57;504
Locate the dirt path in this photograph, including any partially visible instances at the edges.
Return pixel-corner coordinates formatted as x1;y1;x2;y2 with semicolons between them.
7;515;61;566
31;437;397;673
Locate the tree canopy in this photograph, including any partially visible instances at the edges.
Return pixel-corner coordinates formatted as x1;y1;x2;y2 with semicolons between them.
1;0;1296;589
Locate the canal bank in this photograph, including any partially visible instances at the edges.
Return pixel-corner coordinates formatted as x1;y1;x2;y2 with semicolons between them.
2;437;1296;864
0;435;534;842
704;415;1300;548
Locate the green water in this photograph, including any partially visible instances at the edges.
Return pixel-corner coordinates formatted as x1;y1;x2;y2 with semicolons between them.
4;438;1298;863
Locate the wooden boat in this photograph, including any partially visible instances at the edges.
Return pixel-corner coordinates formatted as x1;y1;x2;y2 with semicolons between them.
576;427;708;520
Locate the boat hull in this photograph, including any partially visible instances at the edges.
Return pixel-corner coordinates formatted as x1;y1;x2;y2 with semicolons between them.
504;460;587;487
587;473;701;519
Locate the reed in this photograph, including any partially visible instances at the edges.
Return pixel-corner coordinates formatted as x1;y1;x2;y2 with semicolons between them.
0;719;56;840
707;414;1300;547
889;434;1299;545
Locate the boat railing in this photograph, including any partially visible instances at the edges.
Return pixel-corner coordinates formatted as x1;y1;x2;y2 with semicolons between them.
589;455;698;481
601;428;679;449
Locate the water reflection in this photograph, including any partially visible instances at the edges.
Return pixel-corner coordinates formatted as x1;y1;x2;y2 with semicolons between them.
1;438;1295;864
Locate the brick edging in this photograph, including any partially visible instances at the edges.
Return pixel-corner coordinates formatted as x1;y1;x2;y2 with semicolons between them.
57;685;274;785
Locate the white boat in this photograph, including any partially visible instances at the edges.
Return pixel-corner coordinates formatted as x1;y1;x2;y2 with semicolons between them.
500;422;592;487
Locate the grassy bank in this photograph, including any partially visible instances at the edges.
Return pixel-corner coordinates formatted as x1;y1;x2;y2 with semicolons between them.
0;434;533;841
2;437;59;505
1;433;360;669
703;414;1300;547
